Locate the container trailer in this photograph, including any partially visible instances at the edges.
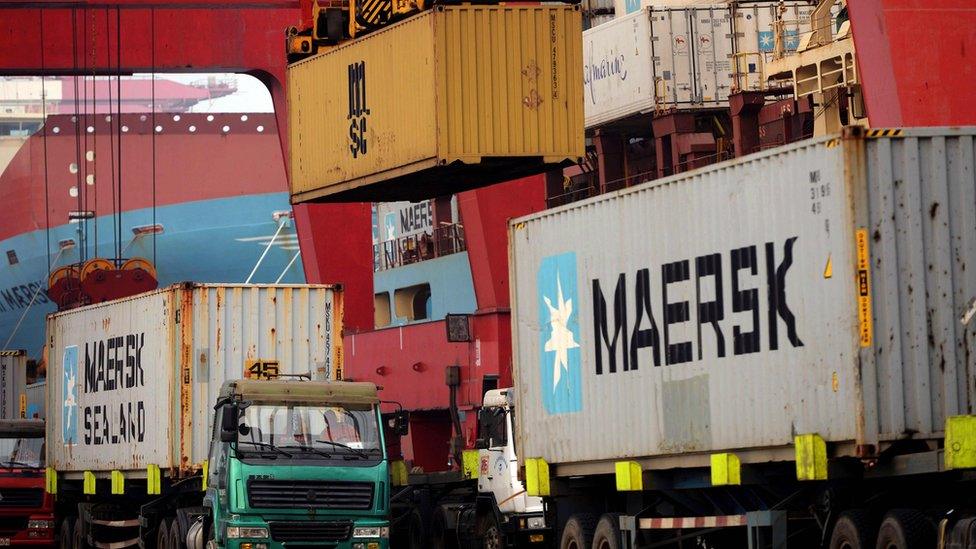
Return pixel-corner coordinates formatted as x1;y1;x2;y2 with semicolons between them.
42;283;396;549
508;127;976;548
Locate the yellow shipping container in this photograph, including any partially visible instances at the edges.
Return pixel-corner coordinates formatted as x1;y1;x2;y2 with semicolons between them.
287;4;584;202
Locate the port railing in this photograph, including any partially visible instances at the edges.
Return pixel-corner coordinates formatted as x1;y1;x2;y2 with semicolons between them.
374;223;466;271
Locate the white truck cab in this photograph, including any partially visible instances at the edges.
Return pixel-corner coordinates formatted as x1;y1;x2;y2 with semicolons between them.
475;389;548;546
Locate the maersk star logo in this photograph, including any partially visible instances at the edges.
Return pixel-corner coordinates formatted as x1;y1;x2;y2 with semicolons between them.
537;252;582;414
61;345;79;445
544;278;579;389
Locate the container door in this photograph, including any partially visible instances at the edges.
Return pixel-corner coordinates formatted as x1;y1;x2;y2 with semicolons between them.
649;8;696;107
689;7;734;106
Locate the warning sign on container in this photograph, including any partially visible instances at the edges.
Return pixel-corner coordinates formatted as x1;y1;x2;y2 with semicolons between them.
855;228;873;347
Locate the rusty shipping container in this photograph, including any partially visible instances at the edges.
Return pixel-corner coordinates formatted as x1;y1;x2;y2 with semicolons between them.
46;283;342;478
510;127;976;475
287;5;585;202
0;350;27;419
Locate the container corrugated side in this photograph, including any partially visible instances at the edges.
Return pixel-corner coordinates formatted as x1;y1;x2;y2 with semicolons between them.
288;5;584;202
46;283;341;477
510;128;976;474
0;350;27;419
184;284;342;468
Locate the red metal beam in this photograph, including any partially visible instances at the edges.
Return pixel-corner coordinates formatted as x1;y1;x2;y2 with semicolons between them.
0;1;374;331
848;0;976;127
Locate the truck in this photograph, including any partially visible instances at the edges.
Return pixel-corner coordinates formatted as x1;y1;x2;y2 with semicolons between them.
389;384;551;549
0;419;54;546
41;283;398;549
505;127;976;548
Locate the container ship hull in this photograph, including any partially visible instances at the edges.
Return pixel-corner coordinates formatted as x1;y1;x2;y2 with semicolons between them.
0;113;303;357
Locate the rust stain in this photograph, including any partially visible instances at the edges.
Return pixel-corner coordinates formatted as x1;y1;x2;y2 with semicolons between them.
523;89;543;110
178;287;195;476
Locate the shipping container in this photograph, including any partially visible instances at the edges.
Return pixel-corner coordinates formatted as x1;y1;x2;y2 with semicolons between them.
287;5;585;202
45;283;342;477
584;2;821;128
25;380;43;419
510;127;976;473
0;350;27;420
584;6;731;127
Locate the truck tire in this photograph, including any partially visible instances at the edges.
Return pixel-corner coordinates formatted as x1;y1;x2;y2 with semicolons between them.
560;514;596;549
593;514;622;549
477;513;502;549
157;520;170;549
829;510;874;549
875;510;935;549
73;516;87;549
431;508;457;549
59;518;74;549
405;509;425;549
169;519;185;549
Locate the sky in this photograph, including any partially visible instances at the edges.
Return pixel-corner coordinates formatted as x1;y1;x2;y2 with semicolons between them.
157;73;275;113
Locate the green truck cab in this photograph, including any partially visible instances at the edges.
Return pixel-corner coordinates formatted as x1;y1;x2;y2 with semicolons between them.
188;379;391;549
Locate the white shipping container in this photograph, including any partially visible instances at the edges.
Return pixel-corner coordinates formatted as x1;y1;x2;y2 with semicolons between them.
584;6;733;127
584;2;821;128
25;381;44;420
0;351;27;419
46;283;342;477
510;128;976;474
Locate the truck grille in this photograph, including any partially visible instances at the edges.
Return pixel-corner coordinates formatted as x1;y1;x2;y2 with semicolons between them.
267;521;352;542
0;488;43;507
248;480;373;510
0;517;28;536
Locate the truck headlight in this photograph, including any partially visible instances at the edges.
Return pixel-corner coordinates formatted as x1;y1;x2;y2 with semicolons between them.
28;520;54;530
352;526;389;538
225;527;269;539
527;516;546;529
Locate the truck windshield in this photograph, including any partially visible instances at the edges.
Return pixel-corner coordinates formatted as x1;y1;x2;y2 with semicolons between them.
237;403;381;459
0;437;43;469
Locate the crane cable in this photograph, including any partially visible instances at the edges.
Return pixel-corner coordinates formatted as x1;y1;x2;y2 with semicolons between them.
71;9;86;262
106;7;118;267
116;7;123;263
39;10;52;276
89;7;98;258
151;7;157;267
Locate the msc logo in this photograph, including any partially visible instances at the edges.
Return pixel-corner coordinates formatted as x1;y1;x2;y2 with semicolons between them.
62;345;79;445
537;252;582;415
347;60;370;158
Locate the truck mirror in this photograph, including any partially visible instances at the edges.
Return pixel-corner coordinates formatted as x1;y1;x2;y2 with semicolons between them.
219;405;238;442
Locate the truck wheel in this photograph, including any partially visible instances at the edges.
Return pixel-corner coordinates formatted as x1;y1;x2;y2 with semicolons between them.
875;510;935;549
59;518;74;549
477;513;502;549
593;514;622;549
169;519;185;549
829;510;874;549
560;514;596;549
431;508;457;549
73;516;86;549
405;509;425;549
157;520;170;549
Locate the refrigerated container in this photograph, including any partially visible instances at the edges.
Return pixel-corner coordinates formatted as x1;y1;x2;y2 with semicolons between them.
584;2;823;128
